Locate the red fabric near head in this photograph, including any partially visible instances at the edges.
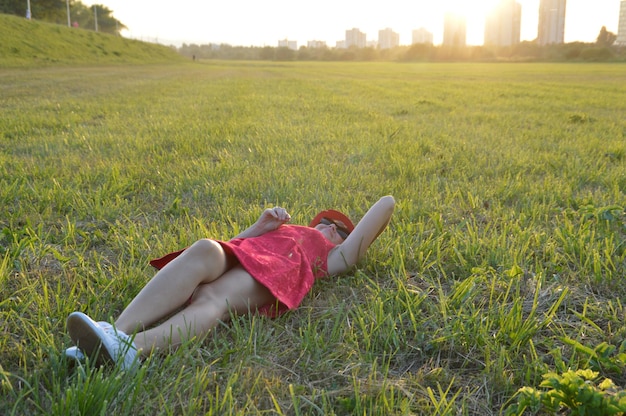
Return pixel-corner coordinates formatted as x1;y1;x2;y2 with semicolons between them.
308;209;354;232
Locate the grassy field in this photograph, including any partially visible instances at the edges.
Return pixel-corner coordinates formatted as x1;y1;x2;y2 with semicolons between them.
1;61;625;415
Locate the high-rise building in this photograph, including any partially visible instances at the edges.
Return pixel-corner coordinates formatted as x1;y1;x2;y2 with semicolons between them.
379;28;400;49
484;0;522;46
616;0;626;46
537;0;566;45
443;12;466;47
278;39;297;50
345;28;366;48
307;40;327;49
412;27;434;45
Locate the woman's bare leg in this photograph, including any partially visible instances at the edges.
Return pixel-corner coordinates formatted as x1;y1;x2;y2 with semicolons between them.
114;239;233;334
131;265;275;355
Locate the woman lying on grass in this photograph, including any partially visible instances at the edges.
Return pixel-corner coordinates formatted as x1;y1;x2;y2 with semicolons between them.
65;195;395;370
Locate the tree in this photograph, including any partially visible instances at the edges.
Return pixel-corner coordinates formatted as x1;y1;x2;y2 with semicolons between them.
0;0;26;17
596;26;617;47
0;0;65;20
259;46;274;60
274;46;295;61
71;3;126;35
0;0;125;35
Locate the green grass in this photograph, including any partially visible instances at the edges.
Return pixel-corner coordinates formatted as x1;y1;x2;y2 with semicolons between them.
0;13;182;67
1;61;626;415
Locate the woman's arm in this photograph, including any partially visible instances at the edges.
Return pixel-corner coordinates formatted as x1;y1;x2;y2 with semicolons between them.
327;195;395;275
233;207;291;239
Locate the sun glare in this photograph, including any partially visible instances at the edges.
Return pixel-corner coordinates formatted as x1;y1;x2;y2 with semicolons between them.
444;0;501;22
439;0;504;44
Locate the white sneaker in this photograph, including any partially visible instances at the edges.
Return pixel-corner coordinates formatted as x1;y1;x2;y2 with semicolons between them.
64;346;85;362
66;311;138;371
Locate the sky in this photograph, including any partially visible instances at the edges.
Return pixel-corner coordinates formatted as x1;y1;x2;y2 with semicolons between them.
81;0;623;47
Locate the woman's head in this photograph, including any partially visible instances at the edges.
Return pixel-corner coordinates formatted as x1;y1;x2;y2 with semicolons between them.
309;210;354;244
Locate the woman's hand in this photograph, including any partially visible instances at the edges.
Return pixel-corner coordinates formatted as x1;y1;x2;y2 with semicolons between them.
234;207;291;239
256;207;291;234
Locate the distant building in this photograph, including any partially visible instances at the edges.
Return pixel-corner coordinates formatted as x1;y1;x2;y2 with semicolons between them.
307;40;327;48
616;0;626;46
412;27;433;45
378;28;400;49
484;0;522;46
537;0;566;45
278;39;297;50
345;28;366;48
336;40;346;49
443;12;466;47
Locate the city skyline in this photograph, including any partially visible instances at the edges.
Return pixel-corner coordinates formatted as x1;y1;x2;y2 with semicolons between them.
82;0;622;47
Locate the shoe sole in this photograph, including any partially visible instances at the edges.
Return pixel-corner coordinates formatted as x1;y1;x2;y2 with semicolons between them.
66;312;113;366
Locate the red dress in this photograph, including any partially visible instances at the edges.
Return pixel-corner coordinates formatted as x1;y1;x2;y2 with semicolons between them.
149;225;337;316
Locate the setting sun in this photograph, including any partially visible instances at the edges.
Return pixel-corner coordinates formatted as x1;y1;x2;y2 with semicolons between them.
444;0;502;19
440;0;508;44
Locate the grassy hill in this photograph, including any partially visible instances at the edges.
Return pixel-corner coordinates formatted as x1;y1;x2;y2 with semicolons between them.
0;13;183;67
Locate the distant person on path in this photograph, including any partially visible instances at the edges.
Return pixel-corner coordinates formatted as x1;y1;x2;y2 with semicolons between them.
65;196;395;370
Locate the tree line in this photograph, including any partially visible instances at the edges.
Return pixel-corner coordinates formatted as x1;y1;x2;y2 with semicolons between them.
0;0;125;34
178;41;625;63
179;27;624;63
